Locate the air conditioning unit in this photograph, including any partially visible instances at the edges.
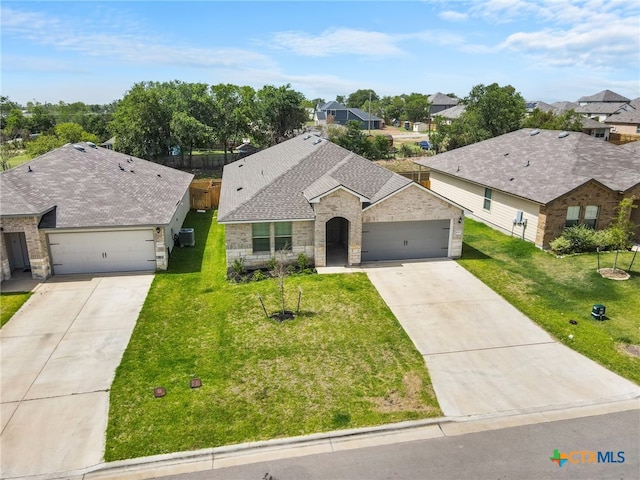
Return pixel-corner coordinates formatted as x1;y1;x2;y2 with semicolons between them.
179;228;195;247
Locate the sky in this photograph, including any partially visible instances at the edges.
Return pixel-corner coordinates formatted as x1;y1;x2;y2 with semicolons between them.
1;0;639;106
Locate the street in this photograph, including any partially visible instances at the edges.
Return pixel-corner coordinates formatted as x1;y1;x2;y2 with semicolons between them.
158;409;639;480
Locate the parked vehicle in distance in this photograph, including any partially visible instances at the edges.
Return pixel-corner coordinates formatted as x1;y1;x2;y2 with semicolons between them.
417;140;432;150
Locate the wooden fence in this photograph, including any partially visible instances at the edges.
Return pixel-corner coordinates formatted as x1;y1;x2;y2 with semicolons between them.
397;171;430;188
189;178;221;210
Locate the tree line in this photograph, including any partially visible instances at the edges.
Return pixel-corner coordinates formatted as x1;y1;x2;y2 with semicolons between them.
1;81;585;167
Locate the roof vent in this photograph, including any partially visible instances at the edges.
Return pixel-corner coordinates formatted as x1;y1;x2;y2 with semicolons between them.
530;129;540;136
238;163;243;167
72;144;85;151
237;187;243;191
157;174;162;177
558;131;570;138
27;166;33;173
303;134;311;140
504;152;509;156
525;160;530;167
86;141;97;148
313;138;322;145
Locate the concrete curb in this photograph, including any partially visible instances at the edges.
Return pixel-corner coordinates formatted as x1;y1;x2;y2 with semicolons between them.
7;398;638;480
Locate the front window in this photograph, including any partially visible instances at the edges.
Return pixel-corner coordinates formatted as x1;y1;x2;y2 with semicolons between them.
584;205;599;229
252;223;270;252
566;206;581;228
274;222;292;251
483;188;492;210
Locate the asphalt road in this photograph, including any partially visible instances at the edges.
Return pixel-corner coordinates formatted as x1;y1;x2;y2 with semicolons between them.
158;409;639;480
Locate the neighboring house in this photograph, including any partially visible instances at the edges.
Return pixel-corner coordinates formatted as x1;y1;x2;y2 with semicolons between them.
605;109;640;137
218;134;464;269
428;93;458;116
575;102;633;122
525;101;555;114
0;142;194;281
315;101;383;129
581;116;612;140
432;104;466;125
101;137;115;150
551;101;579;113
414;129;640;247
577;89;630;105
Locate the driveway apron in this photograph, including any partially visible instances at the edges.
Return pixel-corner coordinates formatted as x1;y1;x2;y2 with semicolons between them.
0;274;154;479
365;260;640;418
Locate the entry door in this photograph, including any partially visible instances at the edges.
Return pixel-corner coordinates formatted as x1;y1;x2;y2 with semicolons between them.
4;232;30;271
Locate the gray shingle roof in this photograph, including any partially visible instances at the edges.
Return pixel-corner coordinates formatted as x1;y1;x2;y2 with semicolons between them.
0;143;194;228
218;135;412;223
605;109;640;125
619;140;640;155
414;129;640;204
577;89;630;103
428;93;458;106
551;101;579;113
575;102;629;115
433;104;466;119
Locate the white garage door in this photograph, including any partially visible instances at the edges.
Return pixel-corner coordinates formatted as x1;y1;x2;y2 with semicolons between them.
48;230;156;275
361;220;450;262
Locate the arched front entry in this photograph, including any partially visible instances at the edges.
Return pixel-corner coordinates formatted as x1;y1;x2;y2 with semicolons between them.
325;217;350;266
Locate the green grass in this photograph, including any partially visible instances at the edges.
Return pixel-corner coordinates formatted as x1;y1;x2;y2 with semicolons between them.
105;210;439;461
6;153;30;170
457;220;640;384
0;292;32;328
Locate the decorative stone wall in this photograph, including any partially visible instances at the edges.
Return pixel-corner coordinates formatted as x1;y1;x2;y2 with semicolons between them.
154;227;168;270
312;189;363;267
0;216;51;280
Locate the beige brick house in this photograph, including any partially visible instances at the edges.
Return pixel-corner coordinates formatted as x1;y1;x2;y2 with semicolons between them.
218;134;464;269
0;142;193;281
415;129;640;247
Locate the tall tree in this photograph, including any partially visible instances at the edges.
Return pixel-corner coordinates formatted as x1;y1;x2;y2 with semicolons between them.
464;83;526;137
403;93;431;123
256;84;307;146
110;82;172;161
346;89;379;109
210;83;255;162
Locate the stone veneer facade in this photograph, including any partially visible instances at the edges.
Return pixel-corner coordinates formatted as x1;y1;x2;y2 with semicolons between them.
223;183;464;269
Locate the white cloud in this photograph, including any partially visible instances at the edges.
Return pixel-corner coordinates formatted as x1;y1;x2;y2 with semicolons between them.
439;10;468;22
269;28;406;57
0;7;275;70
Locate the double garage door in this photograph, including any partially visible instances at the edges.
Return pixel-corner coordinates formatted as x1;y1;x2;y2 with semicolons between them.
48;230;156;275
361;220;450;262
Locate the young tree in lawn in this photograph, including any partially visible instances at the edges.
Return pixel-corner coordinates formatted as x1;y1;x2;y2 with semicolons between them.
609;198;637;272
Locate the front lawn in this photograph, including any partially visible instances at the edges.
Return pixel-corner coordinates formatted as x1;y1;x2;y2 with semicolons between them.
106;210;439;461
458;220;640;384
0;292;32;328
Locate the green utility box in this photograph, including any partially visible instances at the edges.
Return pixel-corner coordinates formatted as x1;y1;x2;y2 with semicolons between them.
591;304;606;320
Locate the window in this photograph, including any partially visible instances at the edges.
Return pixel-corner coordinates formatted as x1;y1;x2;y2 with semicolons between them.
483;188;492;210
565;206;581;227
636;125;640;134
252;223;270;252
584;205;599;229
274;222;292;251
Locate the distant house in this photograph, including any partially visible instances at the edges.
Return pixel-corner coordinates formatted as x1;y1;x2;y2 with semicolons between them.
315;101;383;129
551;101;579;113
577;89;631;105
432;104;466;125
605;109;640;138
218;134;464;270
414;129;640;247
525;101;555;114
428;93;458;116
581;117;612;140
575;89;634;122
1;143;193;280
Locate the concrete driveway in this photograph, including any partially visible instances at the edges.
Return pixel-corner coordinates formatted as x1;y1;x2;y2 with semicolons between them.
0;273;154;479
365;260;640;418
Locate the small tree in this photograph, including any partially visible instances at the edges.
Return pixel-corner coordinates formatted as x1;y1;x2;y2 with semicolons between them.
609;198;637;272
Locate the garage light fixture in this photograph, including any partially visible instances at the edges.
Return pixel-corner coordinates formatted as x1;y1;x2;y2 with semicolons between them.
458;216;463;224
156;227;161;234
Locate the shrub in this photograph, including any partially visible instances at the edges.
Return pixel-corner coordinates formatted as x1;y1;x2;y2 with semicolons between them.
593;229;613;251
266;257;278;271
297;252;311;270
561;224;596;253
251;269;267;282
549;236;572;255
231;257;245;275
